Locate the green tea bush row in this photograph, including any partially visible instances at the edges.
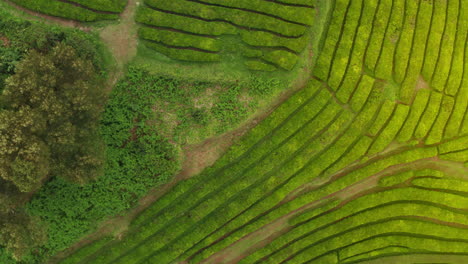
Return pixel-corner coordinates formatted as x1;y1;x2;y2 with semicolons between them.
349;75;375;112
368;103;409;155
378;170;414;187
10;0;119;21
439;150;468;163
144;0;307;37
426;96;454;144
139;27;220;52
367;100;395;136
392;0;419;84
412;178;468;193
273;0;316;7
397;89;430;142
445;1;467;96
373;0;404;80
399;0;432;103
58;237;112;264
243;188;467;263
190;0;314;25
66;0;126;13
143;41;220;62
244;60;277;71
335;0;377;103
421;0;446;82
340;236;466;263
430;0;459;92
363;0;392;75
240;31;309;53
438;136;468;154
414;91;442;139
136;7;237;36
261;49;298;70
327;0;362;90
313;0;350;80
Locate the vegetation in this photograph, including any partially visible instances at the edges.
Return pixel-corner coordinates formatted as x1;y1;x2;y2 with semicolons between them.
1;0;467;263
58;0;468;263
9;0;125;21
0;8;108;261
135;0;314;71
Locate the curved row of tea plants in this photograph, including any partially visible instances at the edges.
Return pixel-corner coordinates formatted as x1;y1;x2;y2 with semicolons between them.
135;0;316;71
8;0;126;21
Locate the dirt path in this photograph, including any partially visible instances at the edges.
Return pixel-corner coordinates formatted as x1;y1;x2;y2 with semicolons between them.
99;0;138;87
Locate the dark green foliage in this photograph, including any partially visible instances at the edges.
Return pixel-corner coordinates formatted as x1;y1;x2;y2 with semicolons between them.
25;68;180;261
0;12;111;262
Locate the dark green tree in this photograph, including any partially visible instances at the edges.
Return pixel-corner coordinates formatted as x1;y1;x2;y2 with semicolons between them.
0;43;105;259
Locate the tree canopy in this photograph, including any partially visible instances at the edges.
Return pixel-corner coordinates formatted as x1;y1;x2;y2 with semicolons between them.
0;43;105;259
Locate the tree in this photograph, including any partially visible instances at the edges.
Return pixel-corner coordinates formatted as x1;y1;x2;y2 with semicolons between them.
0;43;105;258
0;43;105;190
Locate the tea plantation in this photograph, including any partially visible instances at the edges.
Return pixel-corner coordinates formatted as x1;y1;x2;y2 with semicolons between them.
1;0;467;263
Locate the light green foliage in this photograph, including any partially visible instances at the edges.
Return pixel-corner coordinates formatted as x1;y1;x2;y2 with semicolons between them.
430;0;459;92
66;0;126;13
138;27;220;52
393;0;419;84
414;91;442;139
349;75;375;112
313;0;350;80
421;0;446;82
327;0;362;90
190;0;315;26
367;100;395;136
368;103;409;155
364;0;393;74
438;136;468;154
58;237;112;264
244;60;277;72
397;89;430;142
336;0;377;104
340;236;460;263
412;177;468;193
378;170;413;187
143;41;220;62
398;0;432;103
426;95;454;144
374;0;404;80
144;0;307;37
137;0;314;71
9;0;120;21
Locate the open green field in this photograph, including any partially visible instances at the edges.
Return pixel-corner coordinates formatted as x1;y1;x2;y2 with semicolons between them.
0;0;467;263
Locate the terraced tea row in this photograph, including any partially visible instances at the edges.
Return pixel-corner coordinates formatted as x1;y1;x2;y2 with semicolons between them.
59;0;467;263
136;0;316;71
9;0;126;21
